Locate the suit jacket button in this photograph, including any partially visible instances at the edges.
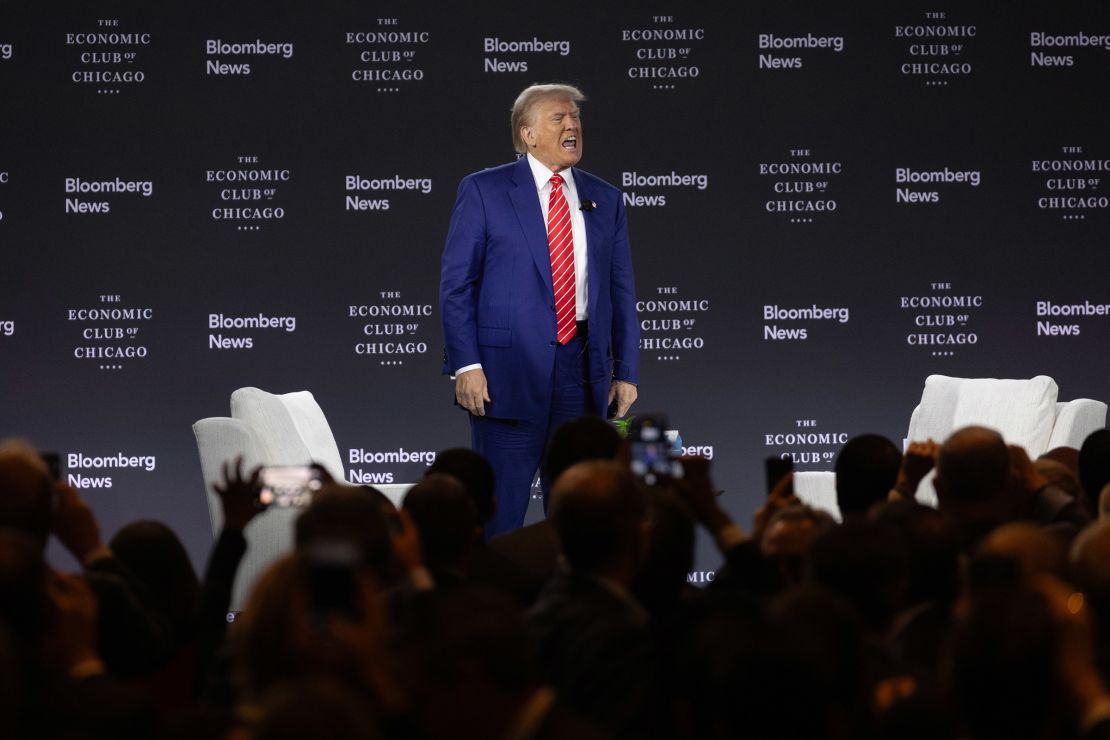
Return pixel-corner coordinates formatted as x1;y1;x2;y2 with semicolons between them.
549;341;556;346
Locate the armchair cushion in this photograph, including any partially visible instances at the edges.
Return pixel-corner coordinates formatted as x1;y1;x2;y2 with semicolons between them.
908;375;962;443
1049;399;1109;450
231;387;313;466
949;375;1058;455
279;391;344;480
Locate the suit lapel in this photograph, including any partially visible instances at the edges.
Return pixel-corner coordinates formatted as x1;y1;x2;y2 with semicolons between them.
509;157;554;300
576;173;604;317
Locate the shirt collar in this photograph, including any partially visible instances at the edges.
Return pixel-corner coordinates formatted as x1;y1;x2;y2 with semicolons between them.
526;152;576;193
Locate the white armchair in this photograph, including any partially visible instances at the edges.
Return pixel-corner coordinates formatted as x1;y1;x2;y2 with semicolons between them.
794;375;1107;518
193;387;410;610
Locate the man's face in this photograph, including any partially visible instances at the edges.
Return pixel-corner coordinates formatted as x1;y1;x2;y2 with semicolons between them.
522;97;581;172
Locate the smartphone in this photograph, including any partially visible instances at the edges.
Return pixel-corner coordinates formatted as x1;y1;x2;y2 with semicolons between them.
764;456;794;497
629;414;682;484
257;465;324;508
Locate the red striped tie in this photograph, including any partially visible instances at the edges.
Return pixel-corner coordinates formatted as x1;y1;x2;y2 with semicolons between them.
547;173;577;345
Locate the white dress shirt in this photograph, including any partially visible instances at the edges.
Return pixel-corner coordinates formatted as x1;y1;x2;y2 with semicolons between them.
455;153;589;376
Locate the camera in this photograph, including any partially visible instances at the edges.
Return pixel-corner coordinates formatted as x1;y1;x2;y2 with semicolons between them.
628;414;682;485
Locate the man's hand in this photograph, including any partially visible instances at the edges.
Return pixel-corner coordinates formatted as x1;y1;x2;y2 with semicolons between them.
673;456;732;537
52;484;105;565
456;368;491;416
892;440;939;499
608;380;637;419
752;473;800;544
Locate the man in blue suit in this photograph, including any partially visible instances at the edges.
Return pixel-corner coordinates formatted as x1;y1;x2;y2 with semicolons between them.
440;83;639;537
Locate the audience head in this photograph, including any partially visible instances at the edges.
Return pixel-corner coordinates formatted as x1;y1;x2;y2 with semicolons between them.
427;448;495;527
233;552;390;703
633;486;695;608
253;678;382;740
543;416;624;485
358;484;397;513
762;504;835;557
0;439;54;547
234;553;316;696
761;504;835;587
295;483;394;581
948;580;1061;740
835;434;902;516
1080;429;1110;514
0;528;49;654
806;519;909;634
549;460;647;579
935;426;1011;506
871;499;960;606
978;522;1066;581
1070;521;1110;632
1099;487;1110;521
1039;446;1080;476
769;585;869;738
670;591;829;740
1034;457;1083;502
402;474;477;575
109;520;200;642
400;587;537;740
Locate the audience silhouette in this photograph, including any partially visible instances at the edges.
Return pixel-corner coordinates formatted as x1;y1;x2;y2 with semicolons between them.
4;420;1110;739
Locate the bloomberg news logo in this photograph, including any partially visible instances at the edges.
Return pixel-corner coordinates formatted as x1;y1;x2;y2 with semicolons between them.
481;36;570;73
761;303;849;341
1029;31;1110;68
1035;298;1110;338
756;32;844;70
65;451;156;489
621;170;707;208
348;447;436;485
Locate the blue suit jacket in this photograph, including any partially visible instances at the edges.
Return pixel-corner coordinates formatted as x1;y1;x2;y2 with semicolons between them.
440;156;639;420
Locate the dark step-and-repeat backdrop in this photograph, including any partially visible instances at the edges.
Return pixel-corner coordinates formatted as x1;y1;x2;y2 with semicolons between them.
3;0;1109;576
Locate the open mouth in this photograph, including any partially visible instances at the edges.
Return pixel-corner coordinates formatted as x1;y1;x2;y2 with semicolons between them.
562;135;578;151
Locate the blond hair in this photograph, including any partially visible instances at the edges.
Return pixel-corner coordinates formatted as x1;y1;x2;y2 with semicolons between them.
510;83;585;154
